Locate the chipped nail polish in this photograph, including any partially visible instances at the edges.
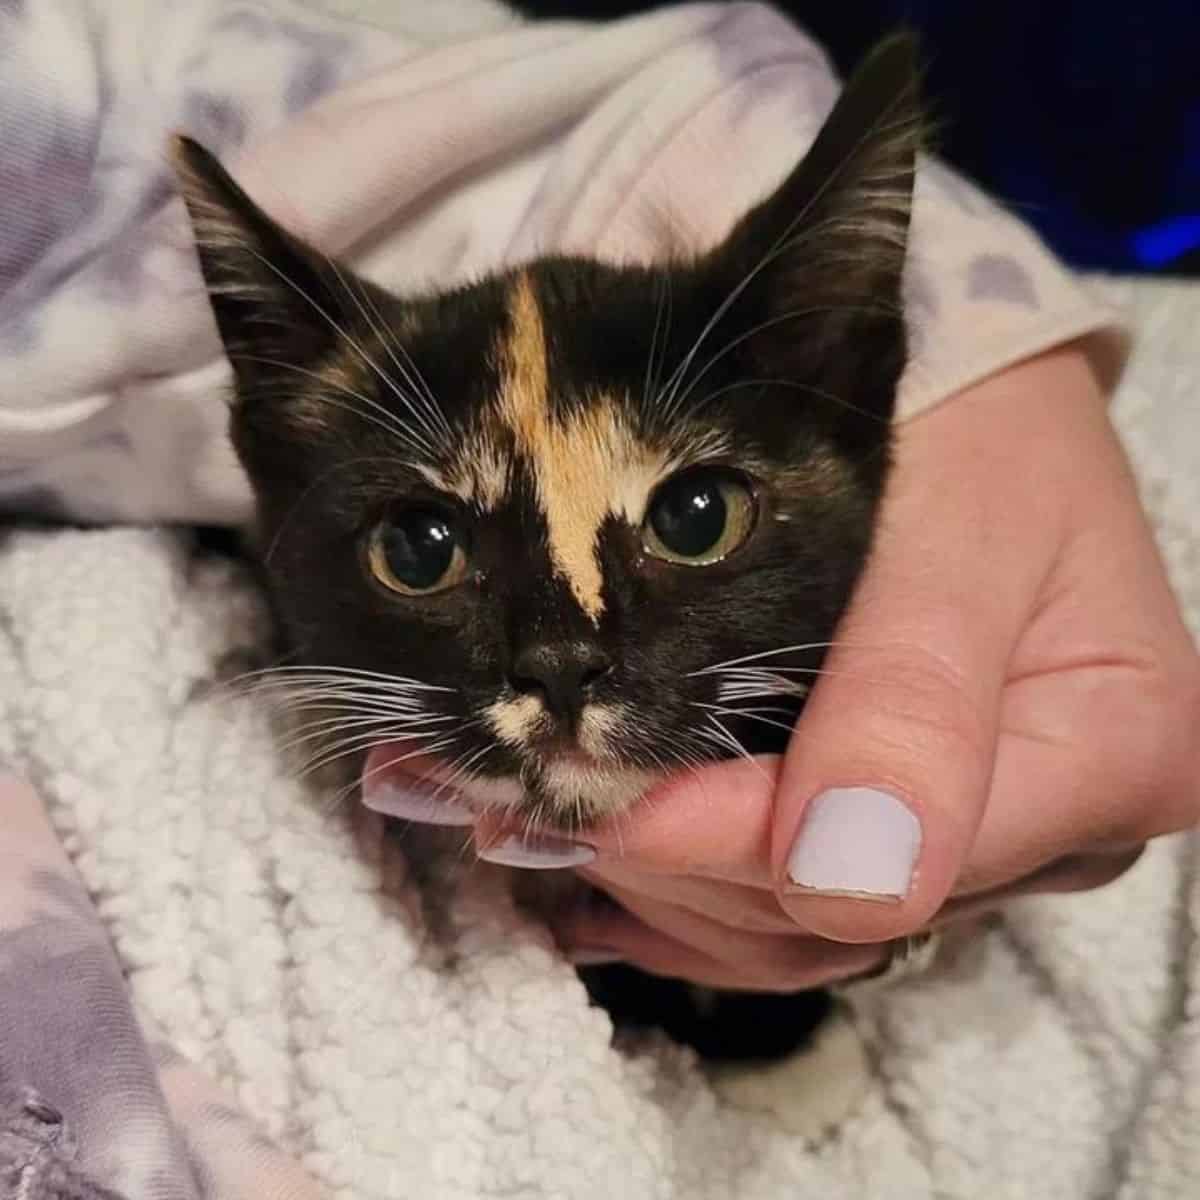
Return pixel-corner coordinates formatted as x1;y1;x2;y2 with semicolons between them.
786;787;921;900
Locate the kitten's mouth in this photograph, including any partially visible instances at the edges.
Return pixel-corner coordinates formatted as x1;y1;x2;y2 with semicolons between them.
361;741;661;829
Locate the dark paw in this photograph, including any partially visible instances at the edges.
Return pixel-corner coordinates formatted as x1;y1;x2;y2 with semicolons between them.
578;963;833;1062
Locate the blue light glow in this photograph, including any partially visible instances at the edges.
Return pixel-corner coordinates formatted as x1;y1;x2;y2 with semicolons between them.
1131;215;1200;267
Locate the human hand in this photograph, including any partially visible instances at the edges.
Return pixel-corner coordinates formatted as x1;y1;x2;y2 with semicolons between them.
531;344;1200;990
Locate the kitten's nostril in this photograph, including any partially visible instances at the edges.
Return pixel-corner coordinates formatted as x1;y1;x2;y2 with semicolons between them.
508;671;543;696
509;642;613;718
580;659;612;689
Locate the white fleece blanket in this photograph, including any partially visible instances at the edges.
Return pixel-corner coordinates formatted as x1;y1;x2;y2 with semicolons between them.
2;0;1198;1194
0;275;1196;1199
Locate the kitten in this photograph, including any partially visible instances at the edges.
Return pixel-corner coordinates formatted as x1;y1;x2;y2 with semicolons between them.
174;34;919;1065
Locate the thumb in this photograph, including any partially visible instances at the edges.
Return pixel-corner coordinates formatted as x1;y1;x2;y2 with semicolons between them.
768;595;1003;940
772;585;1007;942
770;361;1067;943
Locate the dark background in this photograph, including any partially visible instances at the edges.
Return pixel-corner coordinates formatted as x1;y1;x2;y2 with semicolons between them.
512;0;1200;275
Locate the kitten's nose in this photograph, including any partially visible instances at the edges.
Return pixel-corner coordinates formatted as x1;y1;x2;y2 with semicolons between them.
508;641;613;722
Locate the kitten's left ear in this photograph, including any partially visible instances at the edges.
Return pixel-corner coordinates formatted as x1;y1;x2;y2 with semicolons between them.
712;34;923;425
171;136;348;384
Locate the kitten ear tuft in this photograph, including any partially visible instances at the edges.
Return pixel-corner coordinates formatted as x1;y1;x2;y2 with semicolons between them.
714;33;924;424
170;135;340;375
171;135;252;262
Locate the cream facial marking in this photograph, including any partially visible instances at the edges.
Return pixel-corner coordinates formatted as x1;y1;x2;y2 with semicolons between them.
494;273;670;622
485;694;545;747
577;703;628;759
442;429;509;510
413;463;454;492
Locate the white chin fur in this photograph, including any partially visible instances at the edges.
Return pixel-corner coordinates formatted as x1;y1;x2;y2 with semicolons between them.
537;761;662;820
473;698;659;820
456;762;662;822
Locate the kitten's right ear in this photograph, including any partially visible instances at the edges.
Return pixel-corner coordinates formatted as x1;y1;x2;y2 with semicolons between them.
171;136;344;379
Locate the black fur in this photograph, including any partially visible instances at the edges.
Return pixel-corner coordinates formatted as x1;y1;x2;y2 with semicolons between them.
175;36;921;1061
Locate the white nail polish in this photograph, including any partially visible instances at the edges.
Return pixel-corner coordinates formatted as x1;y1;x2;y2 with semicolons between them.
786;787;921;900
362;781;476;827
479;835;596;870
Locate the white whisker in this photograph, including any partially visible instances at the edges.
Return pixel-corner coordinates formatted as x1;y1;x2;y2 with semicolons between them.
327;259;453;447
681;375;886;425
662;302;898;425
240;245;442;455
239;664;452;690
695;703;797;737
326;731;469;811
299;730;458;782
651;85;917;425
230;353;426;453
700;713;768;779
688;638;899;675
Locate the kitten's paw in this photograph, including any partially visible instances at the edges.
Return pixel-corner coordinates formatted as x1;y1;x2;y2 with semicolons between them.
707;1005;871;1139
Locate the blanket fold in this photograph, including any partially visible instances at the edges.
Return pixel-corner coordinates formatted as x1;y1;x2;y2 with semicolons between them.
0;278;1196;1199
2;1;1121;524
1;1;1198;1196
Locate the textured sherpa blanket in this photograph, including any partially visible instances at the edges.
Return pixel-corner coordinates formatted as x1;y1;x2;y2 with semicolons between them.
1;277;1197;1200
2;0;1199;1196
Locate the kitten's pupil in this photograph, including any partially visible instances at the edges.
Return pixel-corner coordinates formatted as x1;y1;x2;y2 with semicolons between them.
652;477;725;558
372;508;463;594
645;470;755;565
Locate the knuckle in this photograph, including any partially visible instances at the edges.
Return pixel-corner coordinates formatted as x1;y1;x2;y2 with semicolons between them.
1112;654;1200;838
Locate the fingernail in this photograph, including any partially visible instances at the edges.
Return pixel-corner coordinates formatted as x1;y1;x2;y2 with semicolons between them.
478;835;596;870
568;947;624;966
362;780;476;827
786;787;921;900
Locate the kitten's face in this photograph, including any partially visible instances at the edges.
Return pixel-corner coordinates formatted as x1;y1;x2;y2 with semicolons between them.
176;38;919;829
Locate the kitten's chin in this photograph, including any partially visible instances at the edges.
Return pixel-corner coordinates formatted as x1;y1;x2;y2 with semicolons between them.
362;743;662;829
525;758;664;828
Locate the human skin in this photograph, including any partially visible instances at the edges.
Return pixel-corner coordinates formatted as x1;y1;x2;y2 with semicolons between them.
508;344;1200;989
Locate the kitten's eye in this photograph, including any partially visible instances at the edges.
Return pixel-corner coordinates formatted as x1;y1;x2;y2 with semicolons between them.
644;469;756;565
366;508;468;595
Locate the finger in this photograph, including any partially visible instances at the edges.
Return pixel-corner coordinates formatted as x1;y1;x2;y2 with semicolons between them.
954;416;1200;895
938;847;1145;927
578;929;782;993
474;755;778;886
768;380;1090;943
580;862;798;934
771;349;1126;945
565;880;883;990
953;682;1167;896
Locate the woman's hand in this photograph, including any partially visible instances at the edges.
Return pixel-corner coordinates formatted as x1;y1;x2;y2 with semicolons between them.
542;344;1200;990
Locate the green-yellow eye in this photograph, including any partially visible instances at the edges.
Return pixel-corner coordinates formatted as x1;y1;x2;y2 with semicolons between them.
643;470;756;565
367;507;468;595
